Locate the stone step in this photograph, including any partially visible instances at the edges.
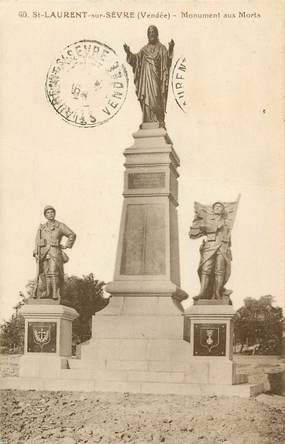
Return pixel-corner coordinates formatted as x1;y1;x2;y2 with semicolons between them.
79;338;191;362
61;366;248;386
68;358;192;372
0;376;264;398
61;368;186;383
68;355;237;385
68;357;239;376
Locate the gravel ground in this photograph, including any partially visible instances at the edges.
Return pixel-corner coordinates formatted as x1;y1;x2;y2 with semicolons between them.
1;355;285;443
1;390;285;444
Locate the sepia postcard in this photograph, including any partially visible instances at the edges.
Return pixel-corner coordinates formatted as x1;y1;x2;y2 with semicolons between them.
0;1;285;442
0;0;284;319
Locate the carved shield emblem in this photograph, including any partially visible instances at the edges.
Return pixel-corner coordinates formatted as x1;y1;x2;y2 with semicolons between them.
194;323;226;356
32;325;51;352
28;322;57;353
200;327;219;352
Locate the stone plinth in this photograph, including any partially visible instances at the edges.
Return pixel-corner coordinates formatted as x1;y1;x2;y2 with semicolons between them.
105;123;188;305
19;303;78;377
183;304;240;385
79;296;189;368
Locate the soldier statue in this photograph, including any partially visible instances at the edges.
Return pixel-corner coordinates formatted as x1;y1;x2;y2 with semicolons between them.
189;196;240;303
123;25;174;128
33;205;76;301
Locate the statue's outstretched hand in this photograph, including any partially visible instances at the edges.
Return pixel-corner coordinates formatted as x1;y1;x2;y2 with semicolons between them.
123;43;130;55
168;39;175;54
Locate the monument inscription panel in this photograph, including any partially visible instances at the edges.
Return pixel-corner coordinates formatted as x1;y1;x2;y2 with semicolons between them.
193;323;226;356
27;322;57;353
128;172;165;189
120;203;166;275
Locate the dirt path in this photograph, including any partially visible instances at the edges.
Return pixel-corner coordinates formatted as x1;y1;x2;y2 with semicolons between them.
1;390;285;444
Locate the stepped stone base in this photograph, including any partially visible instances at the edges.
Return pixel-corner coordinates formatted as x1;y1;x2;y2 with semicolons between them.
0;296;263;398
0;296;264;397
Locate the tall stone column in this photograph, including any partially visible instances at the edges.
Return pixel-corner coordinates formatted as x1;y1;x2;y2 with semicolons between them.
106;122;188;305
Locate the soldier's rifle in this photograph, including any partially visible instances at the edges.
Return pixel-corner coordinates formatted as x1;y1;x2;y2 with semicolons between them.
33;224;42;298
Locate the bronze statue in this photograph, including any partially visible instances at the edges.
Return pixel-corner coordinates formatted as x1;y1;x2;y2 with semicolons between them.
33;206;76;301
189;196;240;303
123;25;174;128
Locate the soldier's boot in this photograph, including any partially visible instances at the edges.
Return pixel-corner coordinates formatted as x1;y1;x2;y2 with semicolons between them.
214;275;224;299
193;274;210;301
40;275;48;299
45;277;52;298
51;276;59;300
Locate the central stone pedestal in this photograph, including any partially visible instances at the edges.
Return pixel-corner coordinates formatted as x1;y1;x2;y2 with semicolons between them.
76;123;191;391
70;295;192;394
106;123;188;305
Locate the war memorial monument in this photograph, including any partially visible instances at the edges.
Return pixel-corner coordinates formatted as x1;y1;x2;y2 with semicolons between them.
1;26;263;397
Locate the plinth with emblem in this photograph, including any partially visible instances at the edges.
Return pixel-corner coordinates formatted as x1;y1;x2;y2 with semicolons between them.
19;301;78;378
182;304;240;385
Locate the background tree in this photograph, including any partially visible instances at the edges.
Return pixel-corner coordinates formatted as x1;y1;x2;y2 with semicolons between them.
234;295;283;354
62;273;108;343
0;292;26;353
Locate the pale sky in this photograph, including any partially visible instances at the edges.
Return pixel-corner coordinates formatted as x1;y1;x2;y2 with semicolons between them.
0;0;284;321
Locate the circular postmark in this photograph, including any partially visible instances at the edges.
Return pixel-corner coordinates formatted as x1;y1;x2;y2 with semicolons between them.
45;40;128;127
171;57;187;113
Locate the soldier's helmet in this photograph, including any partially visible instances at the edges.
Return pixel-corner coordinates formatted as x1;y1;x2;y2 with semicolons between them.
43;205;56;216
212;201;225;211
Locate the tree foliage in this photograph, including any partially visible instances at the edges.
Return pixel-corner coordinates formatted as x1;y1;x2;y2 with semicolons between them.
0;293;25;353
234;295;283;354
62;273;108;343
